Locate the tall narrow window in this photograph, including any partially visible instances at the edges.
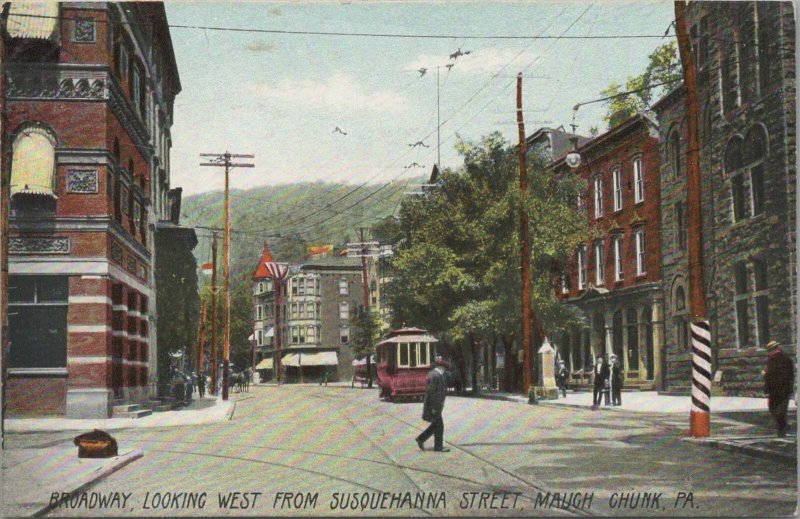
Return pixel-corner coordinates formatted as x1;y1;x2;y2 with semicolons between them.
675;286;689;350
339;278;349;295
593;177;603;218
669;131;681;177
339;302;349;320
594;240;604;286
633;157;644;203
613;235;624;282
734;262;750;347
725;137;747;222
635;229;646;276
577;245;587;290
612;169;623;211
745;126;767;217
756;3;773;92
753;258;770;345
675;201;687;251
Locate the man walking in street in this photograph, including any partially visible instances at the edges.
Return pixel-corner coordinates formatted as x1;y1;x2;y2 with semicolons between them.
762;340;795;437
416;357;449;452
556;360;569;398
609;354;623;406
592;355;609;410
197;371;206;399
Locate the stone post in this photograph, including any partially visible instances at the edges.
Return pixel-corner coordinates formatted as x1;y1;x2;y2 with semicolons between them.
534;337;558;399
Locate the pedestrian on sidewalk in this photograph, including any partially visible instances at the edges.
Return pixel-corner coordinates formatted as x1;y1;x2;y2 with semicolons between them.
556;360;569;398
197;371;206;398
762;340;795;438
609;354;623;406
592;355;609;410
416;357;449;452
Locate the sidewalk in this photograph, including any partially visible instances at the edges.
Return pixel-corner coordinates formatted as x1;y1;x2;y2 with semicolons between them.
683;434;796;466
6;395;234;433
2;445;142;517
471;389;798;414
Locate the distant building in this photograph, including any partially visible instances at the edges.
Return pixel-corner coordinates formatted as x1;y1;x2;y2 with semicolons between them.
251;246;364;382
652;2;796;396
4;3;185;417
551;113;664;390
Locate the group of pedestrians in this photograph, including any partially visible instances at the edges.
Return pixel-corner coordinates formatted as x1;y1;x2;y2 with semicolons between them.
591;353;623;409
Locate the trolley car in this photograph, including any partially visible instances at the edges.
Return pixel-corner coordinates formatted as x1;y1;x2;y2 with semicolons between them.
375;327;438;401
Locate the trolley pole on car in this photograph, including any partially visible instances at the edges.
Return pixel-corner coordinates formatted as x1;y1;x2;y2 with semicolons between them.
516;73;533;397
201;153;255;401
675;1;710;438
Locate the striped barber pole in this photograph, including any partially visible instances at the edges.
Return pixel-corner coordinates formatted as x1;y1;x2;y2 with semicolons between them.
264;262;289;280
690;319;712;436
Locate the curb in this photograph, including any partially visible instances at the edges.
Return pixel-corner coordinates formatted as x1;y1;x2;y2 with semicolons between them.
32;449;143;518
683;438;796;466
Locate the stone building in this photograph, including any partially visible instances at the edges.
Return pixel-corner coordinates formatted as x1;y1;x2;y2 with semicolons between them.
553;113;664;390
653;2;796;395
4;3;184;417
251;247;364;382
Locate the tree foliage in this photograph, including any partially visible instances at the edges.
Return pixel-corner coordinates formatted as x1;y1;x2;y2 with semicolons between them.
601;42;681;128
386;132;587;390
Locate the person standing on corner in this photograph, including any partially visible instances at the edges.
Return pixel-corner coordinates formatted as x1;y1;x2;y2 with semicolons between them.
416;357;450;452
592;355;609;410
556;360;569;398
609;353;623;406
762;340;795;438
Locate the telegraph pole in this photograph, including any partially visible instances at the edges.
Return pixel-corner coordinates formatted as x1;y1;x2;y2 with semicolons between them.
675;1;710;438
516;73;533;396
210;232;218;395
201;153;254;400
0;2;10;449
196;302;206;376
358;227;370;310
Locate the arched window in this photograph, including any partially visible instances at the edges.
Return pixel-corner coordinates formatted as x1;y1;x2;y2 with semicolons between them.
725;136;747;221
669;131;681;177
10;126;57;198
745;126;767;216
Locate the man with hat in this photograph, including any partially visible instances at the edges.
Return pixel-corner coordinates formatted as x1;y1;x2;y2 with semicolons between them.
609;353;623;406
762;340;794;437
416;356;450;452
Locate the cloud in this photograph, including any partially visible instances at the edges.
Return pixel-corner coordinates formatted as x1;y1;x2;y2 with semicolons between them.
251;73;409;114
245;41;277;53
406;48;539;75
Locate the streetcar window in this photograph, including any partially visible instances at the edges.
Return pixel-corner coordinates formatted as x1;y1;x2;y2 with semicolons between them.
409;343;418;367
421;343;429;365
399;344;409;367
388;345;396;366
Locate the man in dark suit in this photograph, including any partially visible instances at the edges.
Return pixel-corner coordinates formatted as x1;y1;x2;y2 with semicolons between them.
416;357;449;452
609;354;623;406
762;340;795;437
591;355;609;410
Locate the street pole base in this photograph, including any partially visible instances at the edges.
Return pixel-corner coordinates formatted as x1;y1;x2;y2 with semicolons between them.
689;409;710;437
222;360;229;401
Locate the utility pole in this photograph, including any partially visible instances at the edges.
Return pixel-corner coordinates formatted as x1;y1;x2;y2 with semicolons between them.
437;66;441;167
675;1;710;438
200;153;254;400
0;2;10;449
210;232;218;395
196;302;206;376
357;227;373;389
516;73;533;396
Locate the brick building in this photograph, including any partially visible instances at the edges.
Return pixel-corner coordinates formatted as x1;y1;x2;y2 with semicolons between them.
252;247;364;383
653;2;796;395
552;113;664;390
3;3;184;417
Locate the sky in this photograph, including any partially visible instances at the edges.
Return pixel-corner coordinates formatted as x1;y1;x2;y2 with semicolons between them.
165;1;676;196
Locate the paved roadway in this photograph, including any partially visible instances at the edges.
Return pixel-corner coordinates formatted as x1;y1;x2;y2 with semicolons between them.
10;385;796;517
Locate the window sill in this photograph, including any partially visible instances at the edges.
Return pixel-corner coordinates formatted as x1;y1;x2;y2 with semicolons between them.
634;200;645;207
8;367;67;377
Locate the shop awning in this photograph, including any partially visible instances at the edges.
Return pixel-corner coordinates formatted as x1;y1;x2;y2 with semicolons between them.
255;358;273;370
7;3;60;42
10;127;56;197
302;351;338;366
282;353;300;367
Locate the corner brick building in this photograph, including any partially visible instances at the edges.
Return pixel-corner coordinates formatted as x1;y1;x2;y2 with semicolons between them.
653;2;796;395
4;3;183;416
252;247;364;383
553;113;664;390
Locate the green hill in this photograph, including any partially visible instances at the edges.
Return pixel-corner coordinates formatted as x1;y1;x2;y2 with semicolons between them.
181;179;419;284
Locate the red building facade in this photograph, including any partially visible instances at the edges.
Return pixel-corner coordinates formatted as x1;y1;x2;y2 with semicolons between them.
553;113;665;389
3;3;181;417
